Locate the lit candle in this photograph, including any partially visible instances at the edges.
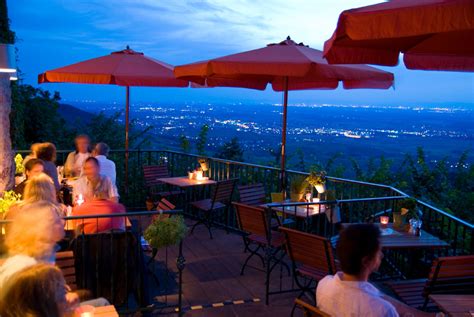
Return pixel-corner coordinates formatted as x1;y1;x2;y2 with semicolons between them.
380;216;389;227
81;313;94;317
195;170;203;181
76;194;84;206
313;198;320;203
188;172;194;180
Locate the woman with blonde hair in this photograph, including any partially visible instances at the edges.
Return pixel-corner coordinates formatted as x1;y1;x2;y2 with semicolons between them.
0;263;73;317
5;173;66;220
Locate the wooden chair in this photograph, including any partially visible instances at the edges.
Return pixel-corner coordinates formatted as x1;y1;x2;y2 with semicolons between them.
190;179;237;239
238;183;266;206
233;203;289;276
280;227;337;315
386;255;474;310
143;165;181;209
56;251;78;291
294;298;331;317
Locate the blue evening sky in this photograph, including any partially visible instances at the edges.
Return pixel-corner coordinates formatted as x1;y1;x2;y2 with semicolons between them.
8;0;474;107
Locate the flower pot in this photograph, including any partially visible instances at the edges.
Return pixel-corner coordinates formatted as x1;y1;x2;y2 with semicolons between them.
314;183;326;194
393;212;406;230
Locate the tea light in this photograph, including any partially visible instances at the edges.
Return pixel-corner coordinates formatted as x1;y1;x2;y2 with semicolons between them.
380;216;389;227
195;170;204;181
313;198;320;203
76;194;84;206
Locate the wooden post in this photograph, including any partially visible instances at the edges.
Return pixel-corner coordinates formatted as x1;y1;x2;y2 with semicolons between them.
0;73;14;191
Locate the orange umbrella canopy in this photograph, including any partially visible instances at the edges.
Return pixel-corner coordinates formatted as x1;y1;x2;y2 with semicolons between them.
323;0;474;71
39;47;189;87
174;37;394;90
175;37;394;191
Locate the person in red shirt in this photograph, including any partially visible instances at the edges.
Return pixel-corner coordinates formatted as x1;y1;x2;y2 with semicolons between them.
72;192;126;234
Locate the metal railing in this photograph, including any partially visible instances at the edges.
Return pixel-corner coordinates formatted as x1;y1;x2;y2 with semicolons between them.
14;149;473;255
0;210;185;316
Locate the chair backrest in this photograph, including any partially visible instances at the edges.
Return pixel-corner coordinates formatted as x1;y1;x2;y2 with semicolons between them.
56;251;77;291
212;179;237;204
424;255;474;298
280;227;337;278
295;298;331;317
271;192;284;203
233;202;268;238
238;183;266;206
143;165;170;188
72;231;146;306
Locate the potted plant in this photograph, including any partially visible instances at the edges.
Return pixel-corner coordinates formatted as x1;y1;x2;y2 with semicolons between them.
0;190;22;219
14;153;25;185
290;175;308;202
306;170;327;194
144;215;188;249
393;197;421;230
198;158;209;172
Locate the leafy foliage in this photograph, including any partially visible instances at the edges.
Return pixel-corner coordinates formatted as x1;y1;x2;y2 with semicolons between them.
14;154;23;175
144;215;187;249
196;124;209;155
215;137;244;161
179;134;190;153
0;190;21;214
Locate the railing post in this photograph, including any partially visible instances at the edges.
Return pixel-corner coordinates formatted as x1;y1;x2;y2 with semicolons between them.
176;240;185;317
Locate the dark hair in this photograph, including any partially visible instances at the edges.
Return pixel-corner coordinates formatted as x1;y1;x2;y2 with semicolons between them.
0;263;67;317
84;156;100;166
25;158;44;172
336;224;381;276
94;142;110;156
36;143;56;162
74;134;91;153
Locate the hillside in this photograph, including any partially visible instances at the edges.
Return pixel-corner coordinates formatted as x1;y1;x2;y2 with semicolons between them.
57;103;95;130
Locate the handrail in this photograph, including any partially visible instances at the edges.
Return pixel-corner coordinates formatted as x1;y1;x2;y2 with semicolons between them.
265;195;406;209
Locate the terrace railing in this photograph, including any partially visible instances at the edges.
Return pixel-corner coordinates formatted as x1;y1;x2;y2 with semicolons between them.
14;149;473;256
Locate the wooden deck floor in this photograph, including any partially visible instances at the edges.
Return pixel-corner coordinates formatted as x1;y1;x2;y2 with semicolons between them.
151;219;303;317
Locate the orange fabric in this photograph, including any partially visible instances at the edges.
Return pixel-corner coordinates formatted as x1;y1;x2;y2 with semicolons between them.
174;37;394;91
323;0;474;71
38;48;189;87
72;200;126;234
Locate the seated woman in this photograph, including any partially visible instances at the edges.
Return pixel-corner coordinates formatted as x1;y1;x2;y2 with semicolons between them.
6;173;66;220
0;201;108;308
0;201;65;289
64;134;91;178
73;157;119;204
13;158;44;197
316;224;438;317
0;263;74;317
72;192;126;234
36;142;61;191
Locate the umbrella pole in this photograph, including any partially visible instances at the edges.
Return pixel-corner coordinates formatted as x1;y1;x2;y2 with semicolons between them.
125;86;130;192
280;77;289;195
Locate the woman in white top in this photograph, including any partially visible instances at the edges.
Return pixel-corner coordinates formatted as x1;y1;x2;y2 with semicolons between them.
316;224;439;317
64;134;91;178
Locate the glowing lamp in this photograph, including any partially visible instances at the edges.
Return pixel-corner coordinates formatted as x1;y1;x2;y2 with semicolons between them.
380;215;389;227
195;170;204;181
0;44;16;74
315;183;326;194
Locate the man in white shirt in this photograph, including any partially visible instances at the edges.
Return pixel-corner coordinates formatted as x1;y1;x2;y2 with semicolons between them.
64;135;91;178
93;142;116;185
72;157;119;204
316;224;438;317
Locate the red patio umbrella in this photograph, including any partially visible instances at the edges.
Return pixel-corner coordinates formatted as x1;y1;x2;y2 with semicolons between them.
323;0;474;71
175;37;394;190
39;47;188;187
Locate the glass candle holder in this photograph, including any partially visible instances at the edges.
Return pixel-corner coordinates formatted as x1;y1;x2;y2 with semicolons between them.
380;215;389;227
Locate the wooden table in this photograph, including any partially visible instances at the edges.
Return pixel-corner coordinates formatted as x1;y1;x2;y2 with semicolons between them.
263;204;327;218
336;223;449;250
93;305;119;316
429;295;474;317
157;176;216;188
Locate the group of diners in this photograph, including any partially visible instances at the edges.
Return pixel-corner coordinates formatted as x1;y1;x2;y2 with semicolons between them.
8;134;125;234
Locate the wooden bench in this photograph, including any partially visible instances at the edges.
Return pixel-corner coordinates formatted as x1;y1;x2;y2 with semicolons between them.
386;255;474;310
56;251;78;291
294;298;331;317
